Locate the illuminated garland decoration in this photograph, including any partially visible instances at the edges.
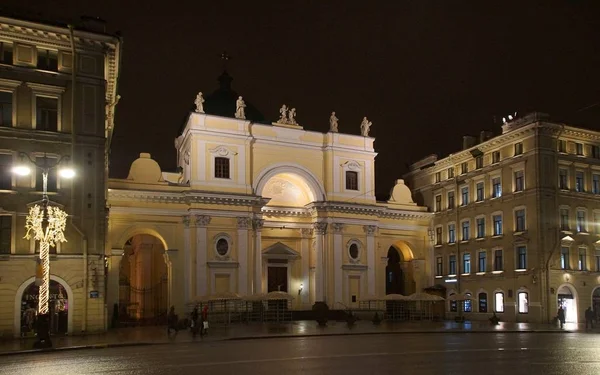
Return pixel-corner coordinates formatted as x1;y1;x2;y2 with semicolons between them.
24;205;68;315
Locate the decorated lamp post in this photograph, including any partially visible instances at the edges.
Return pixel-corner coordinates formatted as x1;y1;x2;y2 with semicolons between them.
13;153;74;348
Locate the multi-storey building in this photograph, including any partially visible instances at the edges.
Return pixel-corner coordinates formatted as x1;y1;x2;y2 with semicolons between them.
0;15;121;337
405;112;600;324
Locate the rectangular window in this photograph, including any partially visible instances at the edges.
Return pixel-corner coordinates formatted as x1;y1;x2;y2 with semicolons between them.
518;292;529;314
576;142;584;156
476;182;484;202
214;157;230;179
345;171;358;190
492;177;502;198
576;171;584;192
517;246;527;269
493;215;503;236
579;248;586;271
35;157;57;192
514;170;524;192
37;48;58;71
0;91;12;127
560;208;570;231
559;169;568;190
0;154;12;190
514;142;523;156
463;253;471;274
593;174;600;194
447;191;455;209
36;96;58;132
435;171;441;183
494;249;503;271
495;292;504;313
464;295;472;313
515;209;526;232
558;139;567;153
475;156;483;169
479;292;488;313
560;247;569;270
492;151;500;164
434;195;442;212
435;227;442;245
460;186;469;206
448;224;456;244
461;221;470;241
449;255;456;275
0;215;11;254
436;257;443;276
577;210;586;233
476;217;485;238
478;251;486;272
0;41;13;64
461;162;468;175
447;167;454;179
593;145;600;159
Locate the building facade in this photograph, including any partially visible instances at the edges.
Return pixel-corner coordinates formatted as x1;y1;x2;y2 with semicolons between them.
107;110;432;318
404;112;600;324
0;16;121;337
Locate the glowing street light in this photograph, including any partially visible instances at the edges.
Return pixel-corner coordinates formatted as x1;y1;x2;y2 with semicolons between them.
14;153;74;348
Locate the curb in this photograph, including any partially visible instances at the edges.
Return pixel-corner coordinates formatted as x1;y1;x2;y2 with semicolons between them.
0;342;157;357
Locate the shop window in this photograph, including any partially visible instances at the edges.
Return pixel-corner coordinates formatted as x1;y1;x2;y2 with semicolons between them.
494;292;504;313
517;292;529;314
478;292;488;313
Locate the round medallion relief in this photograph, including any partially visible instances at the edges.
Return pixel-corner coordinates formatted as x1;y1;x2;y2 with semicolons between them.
349;243;359;260
216;238;229;256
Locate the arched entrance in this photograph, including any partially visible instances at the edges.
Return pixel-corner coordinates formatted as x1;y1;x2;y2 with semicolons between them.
557;284;578;323
592;287;600;320
119;234;168;325
385;247;404;295
14;275;73;337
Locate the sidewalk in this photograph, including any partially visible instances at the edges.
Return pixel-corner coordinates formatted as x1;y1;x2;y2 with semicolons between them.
0;319;590;356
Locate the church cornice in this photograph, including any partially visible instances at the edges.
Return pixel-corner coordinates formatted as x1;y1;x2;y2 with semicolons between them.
108;189;269;207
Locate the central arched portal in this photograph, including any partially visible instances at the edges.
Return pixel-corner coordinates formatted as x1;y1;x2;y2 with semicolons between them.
119;234;168;325
385;247;404;295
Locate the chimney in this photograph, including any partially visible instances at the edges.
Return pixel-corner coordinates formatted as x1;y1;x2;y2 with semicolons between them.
479;131;494;143
462;135;477;150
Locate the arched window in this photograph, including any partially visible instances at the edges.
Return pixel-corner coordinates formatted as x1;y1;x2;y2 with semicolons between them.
464;293;472;312
478;292;488;313
449;293;457;312
494;291;504;313
517;291;529;314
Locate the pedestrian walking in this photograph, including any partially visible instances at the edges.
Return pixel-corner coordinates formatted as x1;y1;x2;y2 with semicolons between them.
557;306;566;329
167;306;178;337
585;307;594;330
191;305;199;338
202;305;209;336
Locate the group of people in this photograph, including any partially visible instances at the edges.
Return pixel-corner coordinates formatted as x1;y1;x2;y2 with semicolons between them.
167;304;209;338
555;305;596;330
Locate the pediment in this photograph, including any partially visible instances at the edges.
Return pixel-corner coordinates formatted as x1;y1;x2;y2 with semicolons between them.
262;242;300;259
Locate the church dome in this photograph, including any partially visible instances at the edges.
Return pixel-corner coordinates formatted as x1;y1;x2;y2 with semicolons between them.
204;71;265;122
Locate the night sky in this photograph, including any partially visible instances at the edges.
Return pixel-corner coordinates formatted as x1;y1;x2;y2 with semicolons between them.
4;1;600;199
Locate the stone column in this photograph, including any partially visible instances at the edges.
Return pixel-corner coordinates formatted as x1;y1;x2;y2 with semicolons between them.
300;228;313;307
106;248;123;326
313;222;327;302
253;219;264;294
195;215;211;297
237;217;251;296
182;215;192;303
332;223;344;305
411;259;426;293
364;225;377;296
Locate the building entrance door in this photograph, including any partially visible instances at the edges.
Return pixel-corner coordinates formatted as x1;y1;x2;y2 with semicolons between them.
267;266;288;293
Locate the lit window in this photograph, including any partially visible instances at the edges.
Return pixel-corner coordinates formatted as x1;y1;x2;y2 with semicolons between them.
450;294;457;312
492;177;502;198
215;157;230;179
560;247;569;270
578;247;586;271
463;253;471;274
517;292;528;314
464;293;472;312
345;171;358;191
493;215;503;236
494;292;504;313
448;224;456;244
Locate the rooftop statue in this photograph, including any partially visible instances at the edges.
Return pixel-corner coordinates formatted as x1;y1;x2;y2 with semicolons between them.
194;92;205;113
288;108;297;125
360;117;372;137
235;96;246;119
329;112;339;132
279;104;288;123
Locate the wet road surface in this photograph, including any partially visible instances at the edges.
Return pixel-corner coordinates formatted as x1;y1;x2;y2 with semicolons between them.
1;332;599;374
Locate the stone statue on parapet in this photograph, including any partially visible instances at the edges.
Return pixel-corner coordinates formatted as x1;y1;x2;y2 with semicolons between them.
329;112;339;132
360;117;372;137
194;92;205;113
278;104;288;123
288;108;297;125
235;96;246;119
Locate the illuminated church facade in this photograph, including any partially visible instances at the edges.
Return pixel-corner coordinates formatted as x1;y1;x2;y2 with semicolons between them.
106;108;433;314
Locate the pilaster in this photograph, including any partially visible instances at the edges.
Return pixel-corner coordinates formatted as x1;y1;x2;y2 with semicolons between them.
253;218;264;294
313;222;327;302
332;223;344;305
195;215;211;297
237;217;251;295
364;225;377;296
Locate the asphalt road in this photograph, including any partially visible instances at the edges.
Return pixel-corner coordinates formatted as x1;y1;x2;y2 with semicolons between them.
1;333;600;374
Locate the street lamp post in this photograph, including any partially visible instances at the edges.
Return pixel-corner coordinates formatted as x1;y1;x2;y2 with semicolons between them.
13;153;74;348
